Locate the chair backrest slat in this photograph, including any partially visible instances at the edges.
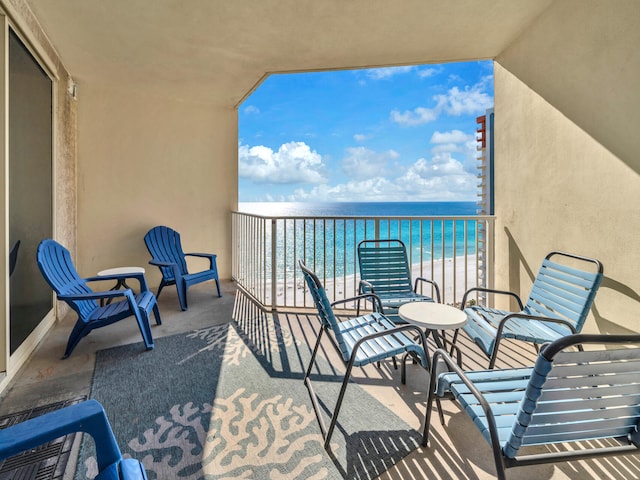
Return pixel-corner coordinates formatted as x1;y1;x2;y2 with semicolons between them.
37;239;97;319
504;337;640;457
299;261;349;359
358;240;413;295
144;226;189;278
532;392;640;414
523;255;603;333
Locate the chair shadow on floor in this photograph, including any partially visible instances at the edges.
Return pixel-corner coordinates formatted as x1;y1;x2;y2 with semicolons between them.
229;289;640;480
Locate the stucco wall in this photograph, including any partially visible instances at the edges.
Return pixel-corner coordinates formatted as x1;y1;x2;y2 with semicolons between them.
76;84;238;288
494;0;640;334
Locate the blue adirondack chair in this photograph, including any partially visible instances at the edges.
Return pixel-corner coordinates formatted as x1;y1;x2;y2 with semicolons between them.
37;239;161;359
357;239;441;321
458;251;603;368
423;333;640;480
144;226;221;311
299;260;429;449
0;400;147;479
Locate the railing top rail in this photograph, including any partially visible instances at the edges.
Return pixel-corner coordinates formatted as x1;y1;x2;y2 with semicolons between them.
232;211;495;221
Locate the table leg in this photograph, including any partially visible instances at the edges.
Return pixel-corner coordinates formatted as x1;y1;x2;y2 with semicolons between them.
429;329;463;367
429;329;446;349
102;279;131;306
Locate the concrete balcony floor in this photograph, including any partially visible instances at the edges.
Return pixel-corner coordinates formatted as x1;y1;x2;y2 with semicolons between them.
1;281;638;479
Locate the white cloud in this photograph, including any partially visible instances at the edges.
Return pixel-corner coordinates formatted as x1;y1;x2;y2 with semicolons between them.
430;130;473;144
391;78;493;126
287;153;477;202
429;130;479;171
396;154;478;199
353;133;372;142
435;84;493;116
341;147;398;180
244;105;260;114
431;143;464;154
417;66;442;78
390;106;439;126
366;66;415;80
289;177;396;202
238;141;327;184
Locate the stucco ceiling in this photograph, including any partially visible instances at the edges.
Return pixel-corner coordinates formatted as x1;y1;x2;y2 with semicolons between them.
25;0;553;106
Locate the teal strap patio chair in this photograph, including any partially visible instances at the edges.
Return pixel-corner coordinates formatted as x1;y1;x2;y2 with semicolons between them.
0;400;147;479
144;226;221;311
422;333;640;480
457;251;603;368
299;260;429;449
37;239;161;358
357;239;441;322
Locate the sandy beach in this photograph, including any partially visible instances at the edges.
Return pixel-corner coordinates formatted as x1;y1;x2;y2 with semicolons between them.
274;254;480;308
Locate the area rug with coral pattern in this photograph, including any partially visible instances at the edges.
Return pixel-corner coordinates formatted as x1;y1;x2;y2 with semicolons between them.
75;315;422;479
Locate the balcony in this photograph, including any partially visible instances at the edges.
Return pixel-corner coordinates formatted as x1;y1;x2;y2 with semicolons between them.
5;281;635;479
231;211;496;311
2;214;637;479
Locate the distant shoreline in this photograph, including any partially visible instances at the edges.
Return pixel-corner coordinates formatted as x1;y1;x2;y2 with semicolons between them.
275;253;478;306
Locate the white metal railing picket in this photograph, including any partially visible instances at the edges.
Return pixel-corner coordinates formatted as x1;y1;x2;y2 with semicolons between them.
232;211;495;311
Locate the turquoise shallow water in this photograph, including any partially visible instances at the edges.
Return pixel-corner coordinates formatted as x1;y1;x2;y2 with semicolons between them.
238;201;481;279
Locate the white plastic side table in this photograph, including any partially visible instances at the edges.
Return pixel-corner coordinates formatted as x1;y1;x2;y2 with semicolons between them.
398;302;467;349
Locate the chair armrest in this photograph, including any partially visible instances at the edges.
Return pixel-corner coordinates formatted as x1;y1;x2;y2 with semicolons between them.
85;273;150;293
425;349;502;449
58;289;134;302
461;287;524;310
185;253;217;269
358;279;375;294
0;400;124;474
496;312;579;336
148;259;183;279
350;322;430;368
331;293;383;314
185;252;216;259
414;277;441;303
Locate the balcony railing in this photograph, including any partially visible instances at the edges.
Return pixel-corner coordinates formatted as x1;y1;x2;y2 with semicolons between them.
232;211;495;311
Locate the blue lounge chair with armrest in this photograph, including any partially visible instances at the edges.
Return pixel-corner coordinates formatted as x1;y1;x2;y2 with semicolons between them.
144;226;221;311
456;251;603;368
299;260;430;449
357;239;441;321
0;399;147;479
423;333;640;480
37;239;161;359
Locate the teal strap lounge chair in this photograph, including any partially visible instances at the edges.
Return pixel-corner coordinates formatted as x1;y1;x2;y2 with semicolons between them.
144;226;221;311
458;251;603;368
0;400;147;479
423;333;640;480
299;260;429;449
37;239;161;358
357;239;441;321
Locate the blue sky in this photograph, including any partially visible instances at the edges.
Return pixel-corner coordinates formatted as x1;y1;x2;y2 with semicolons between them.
238;60;493;202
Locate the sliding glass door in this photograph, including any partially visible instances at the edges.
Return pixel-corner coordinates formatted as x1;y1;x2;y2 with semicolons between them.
8;29;53;354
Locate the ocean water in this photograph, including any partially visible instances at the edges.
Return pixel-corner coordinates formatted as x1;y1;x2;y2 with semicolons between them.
238;201;477;217
237;201;481;280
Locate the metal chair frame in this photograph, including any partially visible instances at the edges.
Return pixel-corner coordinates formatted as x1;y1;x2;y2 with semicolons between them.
423;333;640;480
300;260;430;449
456;251;603;368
